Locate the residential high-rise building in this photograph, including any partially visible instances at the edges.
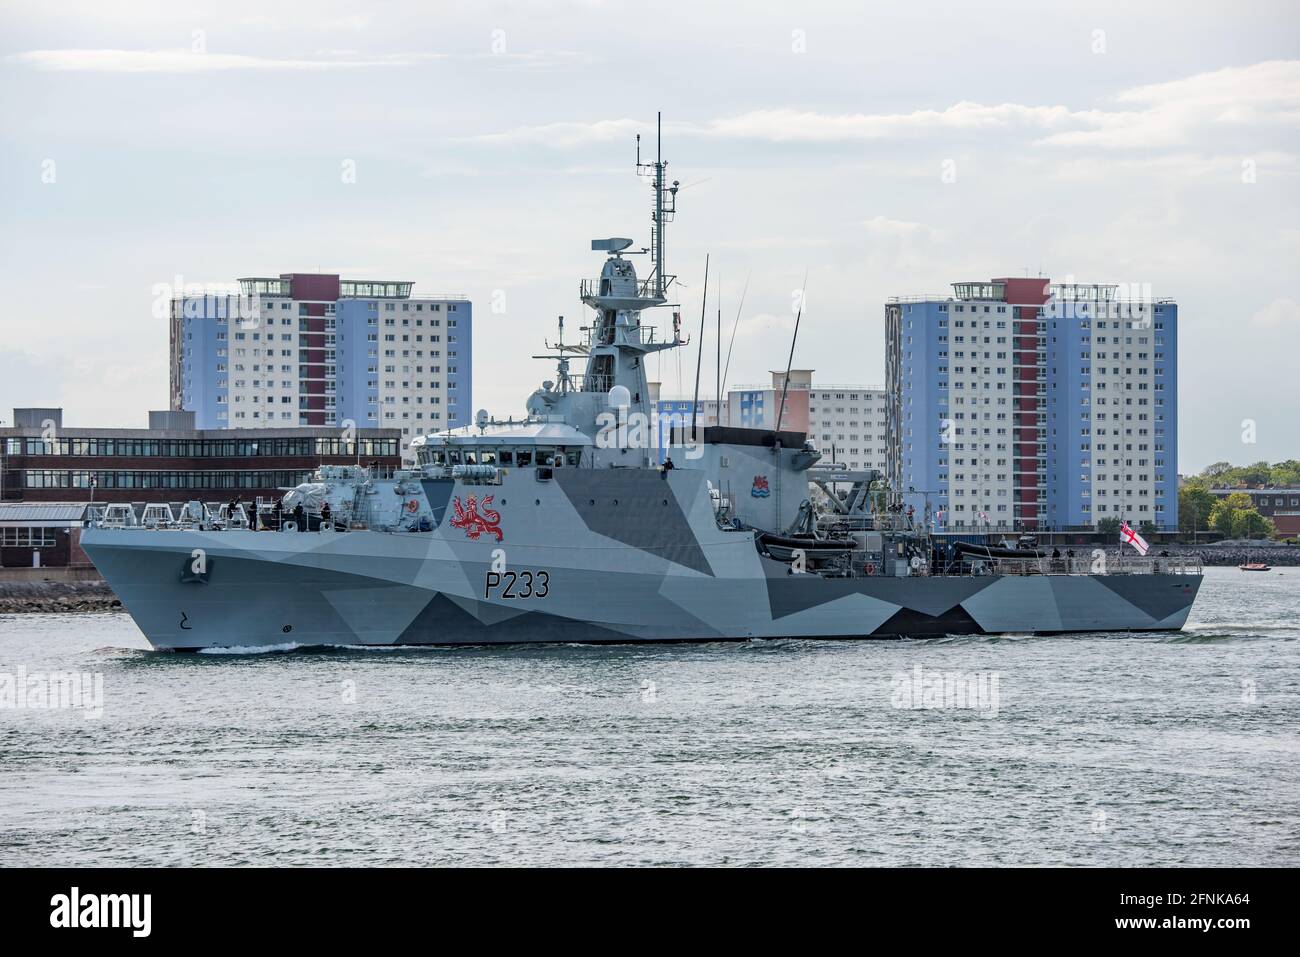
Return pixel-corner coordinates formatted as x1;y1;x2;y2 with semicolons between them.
170;273;471;462
805;384;889;473
886;277;1178;531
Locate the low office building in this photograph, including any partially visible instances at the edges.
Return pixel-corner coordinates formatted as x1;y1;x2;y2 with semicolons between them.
1;408;401;506
0;502;91;569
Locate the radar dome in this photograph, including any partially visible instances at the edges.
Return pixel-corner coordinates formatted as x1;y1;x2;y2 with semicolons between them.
607;385;632;410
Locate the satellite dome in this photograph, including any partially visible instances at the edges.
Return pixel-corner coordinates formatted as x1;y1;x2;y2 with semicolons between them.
607;384;632;410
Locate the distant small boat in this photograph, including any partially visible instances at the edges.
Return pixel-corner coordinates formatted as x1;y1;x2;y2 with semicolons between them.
1239;562;1272;572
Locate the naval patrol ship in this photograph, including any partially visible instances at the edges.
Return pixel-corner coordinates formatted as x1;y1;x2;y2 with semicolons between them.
81;126;1202;651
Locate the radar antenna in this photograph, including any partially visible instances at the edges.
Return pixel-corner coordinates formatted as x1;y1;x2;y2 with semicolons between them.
536;315;585;393
636;111;679;300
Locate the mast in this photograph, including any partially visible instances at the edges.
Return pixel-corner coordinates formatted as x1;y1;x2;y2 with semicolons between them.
559;115;685;440
691;255;710;443
775;270;808;435
637;112;677;300
716;269;721;425
657;116;665;299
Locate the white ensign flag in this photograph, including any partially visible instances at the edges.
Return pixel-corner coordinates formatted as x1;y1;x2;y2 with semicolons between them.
1120;520;1150;556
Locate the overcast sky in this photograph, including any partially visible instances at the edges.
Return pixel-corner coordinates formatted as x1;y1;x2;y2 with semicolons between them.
1;0;1297;472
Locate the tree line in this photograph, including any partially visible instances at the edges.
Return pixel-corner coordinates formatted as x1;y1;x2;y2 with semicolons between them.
1177;459;1297;540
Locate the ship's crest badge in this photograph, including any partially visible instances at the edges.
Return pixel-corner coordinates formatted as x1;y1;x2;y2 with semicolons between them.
449;495;504;542
751;475;770;498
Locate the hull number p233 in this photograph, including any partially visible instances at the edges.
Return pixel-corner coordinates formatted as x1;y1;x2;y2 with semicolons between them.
485;570;550;600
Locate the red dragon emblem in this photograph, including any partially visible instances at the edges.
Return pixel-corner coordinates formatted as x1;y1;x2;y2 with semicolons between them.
449;495;503;542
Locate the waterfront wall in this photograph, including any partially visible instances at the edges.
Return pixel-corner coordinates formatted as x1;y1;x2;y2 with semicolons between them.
0;565;103;583
0;579;120;613
1165;545;1300;567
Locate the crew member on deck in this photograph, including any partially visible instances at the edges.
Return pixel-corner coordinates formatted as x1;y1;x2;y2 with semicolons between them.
293;502;307;532
321;502;332;529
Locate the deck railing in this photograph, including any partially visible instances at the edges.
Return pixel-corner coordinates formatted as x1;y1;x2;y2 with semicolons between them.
820;550;1203;579
931;553;1202;577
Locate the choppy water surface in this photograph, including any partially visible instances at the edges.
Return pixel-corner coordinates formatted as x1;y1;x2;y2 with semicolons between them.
1;566;1296;866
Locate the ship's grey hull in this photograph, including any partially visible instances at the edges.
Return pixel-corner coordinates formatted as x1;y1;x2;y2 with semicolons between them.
81;521;1200;652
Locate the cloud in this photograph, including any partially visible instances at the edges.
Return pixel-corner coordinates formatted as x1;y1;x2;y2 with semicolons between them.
1039;149;1300;182
728;311;797;346
861;215;941;238
710;64;1300;150
1248;298;1300;329
4;49;443;72
713;235;835;250
460;118;646;147
462;60;1300;153
1118;59;1300;112
1037;59;1300;150
466;50;590;70
858;216;953;280
698;103;1080;141
5;45;588;76
461;105;1080;146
